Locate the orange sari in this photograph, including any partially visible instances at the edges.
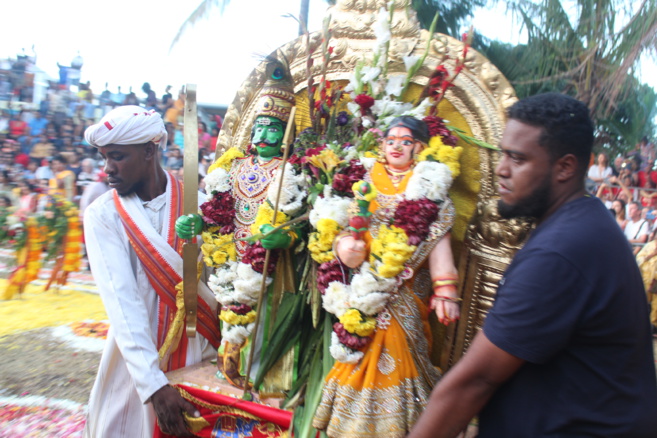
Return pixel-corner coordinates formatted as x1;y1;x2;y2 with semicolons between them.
313;162;455;437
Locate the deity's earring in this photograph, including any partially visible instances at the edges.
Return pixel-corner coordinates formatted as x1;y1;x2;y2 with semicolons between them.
377;142;387;164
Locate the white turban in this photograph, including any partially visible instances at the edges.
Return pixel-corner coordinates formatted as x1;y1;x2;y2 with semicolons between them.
84;105;168;149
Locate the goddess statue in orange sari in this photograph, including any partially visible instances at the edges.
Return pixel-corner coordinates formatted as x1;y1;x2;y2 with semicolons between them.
313;116;461;437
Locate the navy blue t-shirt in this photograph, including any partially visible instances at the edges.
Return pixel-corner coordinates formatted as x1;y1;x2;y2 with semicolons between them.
480;196;657;437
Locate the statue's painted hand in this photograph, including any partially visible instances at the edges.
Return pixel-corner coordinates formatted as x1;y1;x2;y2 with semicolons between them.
175;214;203;240
259;224;291;250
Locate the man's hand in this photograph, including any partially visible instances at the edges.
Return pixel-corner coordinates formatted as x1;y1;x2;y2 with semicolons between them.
175;214;203;240
259;224;291;250
151;385;198;437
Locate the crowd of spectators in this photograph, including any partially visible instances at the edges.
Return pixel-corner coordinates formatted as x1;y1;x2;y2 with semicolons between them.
0;81;222;224
590;138;657;254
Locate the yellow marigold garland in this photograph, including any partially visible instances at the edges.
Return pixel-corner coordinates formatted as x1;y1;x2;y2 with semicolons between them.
220;309;257;326
339;308;377;337
63;213;82;273
201;232;237;267
419;136;463;179
250;202;290;236
208;147;245;173
369;224;416;278
308;218;341;263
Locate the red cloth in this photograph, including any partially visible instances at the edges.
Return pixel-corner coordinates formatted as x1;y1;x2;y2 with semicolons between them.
153;384;292;438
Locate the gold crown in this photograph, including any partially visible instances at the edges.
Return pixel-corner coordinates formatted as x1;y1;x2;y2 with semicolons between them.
255;62;295;123
256;87;295;123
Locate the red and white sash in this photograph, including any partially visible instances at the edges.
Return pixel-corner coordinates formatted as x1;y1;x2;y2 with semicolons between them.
113;172;220;371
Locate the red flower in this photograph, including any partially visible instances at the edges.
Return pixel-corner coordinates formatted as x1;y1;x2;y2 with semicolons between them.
423;116;458;146
242;241;279;275
200;192;236;230
317;259;348;294
354;94;375;112
331;160;367;195
333;322;371;349
225;303;252;315
393;198;439;246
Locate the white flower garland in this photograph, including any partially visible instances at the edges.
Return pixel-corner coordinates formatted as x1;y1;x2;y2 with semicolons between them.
405;161;453;202
203;156;297;346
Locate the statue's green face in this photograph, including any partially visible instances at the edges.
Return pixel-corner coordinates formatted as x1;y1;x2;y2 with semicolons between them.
251;116;285;160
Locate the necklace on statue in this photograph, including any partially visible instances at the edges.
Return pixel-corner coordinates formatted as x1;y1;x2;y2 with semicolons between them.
384;164;412;188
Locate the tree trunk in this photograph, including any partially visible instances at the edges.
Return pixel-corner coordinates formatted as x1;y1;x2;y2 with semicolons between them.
299;0;310;35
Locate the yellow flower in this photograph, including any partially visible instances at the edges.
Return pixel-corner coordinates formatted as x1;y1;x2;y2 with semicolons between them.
364;151;378;159
369;225;415;278
220;309;256;325
308;232;335;263
208;147;245;173
340;308;377;337
437;145;463;179
251;202;290;235
307;149;343;173
201;233;236;267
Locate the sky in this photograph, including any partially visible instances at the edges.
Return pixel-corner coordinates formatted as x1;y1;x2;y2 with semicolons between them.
1;0;655;107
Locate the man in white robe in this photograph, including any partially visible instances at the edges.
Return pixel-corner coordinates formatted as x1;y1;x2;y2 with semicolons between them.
83;106;220;437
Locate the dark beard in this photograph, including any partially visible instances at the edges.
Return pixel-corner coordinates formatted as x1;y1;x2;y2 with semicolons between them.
497;176;551;220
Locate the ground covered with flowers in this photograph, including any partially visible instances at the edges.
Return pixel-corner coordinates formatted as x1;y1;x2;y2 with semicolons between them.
0;277;106;436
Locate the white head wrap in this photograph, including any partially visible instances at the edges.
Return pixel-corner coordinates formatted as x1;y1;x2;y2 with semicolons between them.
84;105;168;149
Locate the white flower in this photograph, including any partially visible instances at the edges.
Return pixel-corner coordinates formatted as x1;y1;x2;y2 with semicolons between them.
329;332;363;363
266;165;307;216
349;292;390;316
204;167;231;194
361;66;381;84
359;157;376;170
403;98;432;119
347;101;361;117
403;55;420;72
343;146;359;162
310;191;352;228
385;75;405;98
222;323;255;345
406;161;453;202
362;118;373;129
233;262;270;304
371;99;414;119
322;281;350;317
373;7;391;48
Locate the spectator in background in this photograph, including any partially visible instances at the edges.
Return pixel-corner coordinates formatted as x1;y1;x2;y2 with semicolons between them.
160;85;173;114
611;198;628;231
15;180;37;217
23;158;39;181
165;147;183;170
589;155;612;186
198;121;211;149
142;82;158;110
77;158;99;195
625;201;650;254
48;154;75;201
30;134;55;160
79;171;109;220
8;112;27;138
35;158;53;183
28;111;48;137
123;87;138;105
208;126;219;152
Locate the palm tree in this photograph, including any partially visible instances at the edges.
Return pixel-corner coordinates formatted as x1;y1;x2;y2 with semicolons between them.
170;0;337;51
475;0;657;150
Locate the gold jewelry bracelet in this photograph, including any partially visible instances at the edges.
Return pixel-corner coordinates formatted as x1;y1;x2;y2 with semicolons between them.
432;295;463;303
432;279;458;288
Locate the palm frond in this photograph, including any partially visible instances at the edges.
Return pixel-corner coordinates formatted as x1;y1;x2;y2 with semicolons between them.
169;0;231;52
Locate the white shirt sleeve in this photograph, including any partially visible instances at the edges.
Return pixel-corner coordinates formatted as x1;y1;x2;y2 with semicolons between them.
84;199;169;403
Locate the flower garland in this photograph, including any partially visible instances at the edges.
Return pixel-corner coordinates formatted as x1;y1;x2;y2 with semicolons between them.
201;147;308;345
314;158;456;363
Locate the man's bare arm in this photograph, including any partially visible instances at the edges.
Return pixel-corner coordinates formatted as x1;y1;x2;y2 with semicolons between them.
408;331;525;438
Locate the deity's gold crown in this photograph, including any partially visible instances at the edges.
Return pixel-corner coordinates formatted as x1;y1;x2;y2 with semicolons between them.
255;75;295;124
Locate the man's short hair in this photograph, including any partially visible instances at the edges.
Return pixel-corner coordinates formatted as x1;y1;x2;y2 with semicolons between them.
508;93;594;176
52;154;67;164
